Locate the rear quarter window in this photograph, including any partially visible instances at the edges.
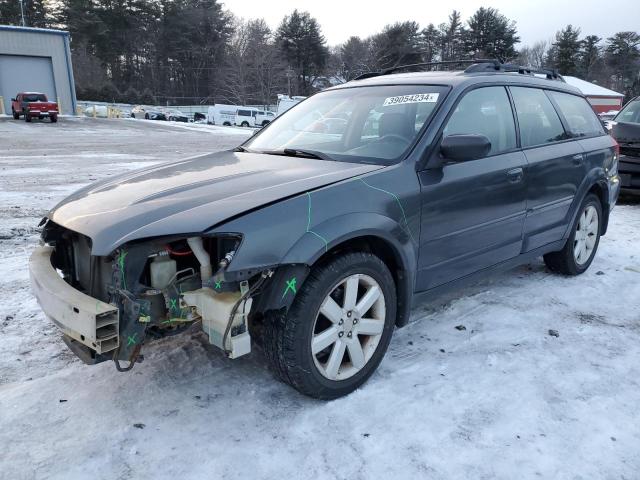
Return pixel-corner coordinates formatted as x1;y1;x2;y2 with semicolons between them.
548;91;605;137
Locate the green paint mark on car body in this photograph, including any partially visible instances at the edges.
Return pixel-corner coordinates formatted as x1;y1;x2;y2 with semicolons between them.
127;333;138;346
117;250;128;290
305;191;328;253
359;178;416;245
282;277;297;299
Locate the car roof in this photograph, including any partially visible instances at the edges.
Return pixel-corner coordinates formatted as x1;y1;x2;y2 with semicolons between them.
20;91;46;95
330;70;583;96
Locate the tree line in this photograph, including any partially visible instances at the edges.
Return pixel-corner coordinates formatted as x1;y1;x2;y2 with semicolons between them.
1;1;639;105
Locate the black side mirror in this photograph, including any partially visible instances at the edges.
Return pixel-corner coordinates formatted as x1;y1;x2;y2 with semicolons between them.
11;98;16;102
440;134;491;162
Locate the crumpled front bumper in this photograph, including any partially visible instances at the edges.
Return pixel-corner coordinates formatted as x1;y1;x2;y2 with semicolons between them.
29;245;120;355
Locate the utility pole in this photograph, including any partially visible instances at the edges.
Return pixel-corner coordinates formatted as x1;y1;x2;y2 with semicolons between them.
285;67;294;97
19;0;26;26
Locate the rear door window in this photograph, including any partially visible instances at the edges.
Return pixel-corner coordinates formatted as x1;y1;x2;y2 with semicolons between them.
443;86;517;156
510;87;568;147
548;91;604;137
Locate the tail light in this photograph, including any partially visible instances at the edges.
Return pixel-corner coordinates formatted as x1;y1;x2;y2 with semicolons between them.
610;140;619;177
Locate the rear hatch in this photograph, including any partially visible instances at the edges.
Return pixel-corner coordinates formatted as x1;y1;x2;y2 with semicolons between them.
28;101;57;113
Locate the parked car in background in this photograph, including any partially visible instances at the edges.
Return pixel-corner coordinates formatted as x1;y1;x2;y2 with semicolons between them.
207;104;238;126
598;110;619;122
131;105;166;120
11;92;58;123
193;112;206;123
30;60;619;400
235;107;259;127
610;97;640;195
234;108;274;127
255;110;275;126
166;109;189;122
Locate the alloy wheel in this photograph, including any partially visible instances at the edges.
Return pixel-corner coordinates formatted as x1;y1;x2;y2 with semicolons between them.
574;205;599;265
311;274;386;381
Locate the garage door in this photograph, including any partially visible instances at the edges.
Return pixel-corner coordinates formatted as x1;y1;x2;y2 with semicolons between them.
0;55;57;114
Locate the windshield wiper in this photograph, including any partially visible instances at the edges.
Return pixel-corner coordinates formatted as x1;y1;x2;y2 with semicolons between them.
281;148;330;160
251;147;332;160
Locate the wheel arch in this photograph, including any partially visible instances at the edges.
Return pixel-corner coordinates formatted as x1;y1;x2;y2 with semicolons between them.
269;212;417;328
564;170;611;240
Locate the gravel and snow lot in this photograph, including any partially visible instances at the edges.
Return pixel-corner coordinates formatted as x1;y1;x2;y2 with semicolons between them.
1;117;639;479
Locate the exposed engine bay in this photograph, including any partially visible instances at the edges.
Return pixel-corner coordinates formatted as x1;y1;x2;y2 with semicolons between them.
39;221;281;370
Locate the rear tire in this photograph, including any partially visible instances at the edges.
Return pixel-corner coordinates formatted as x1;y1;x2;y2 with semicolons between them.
544;193;602;275
50;114;58;123
25;113;31;122
262;252;396;399
241;121;249;127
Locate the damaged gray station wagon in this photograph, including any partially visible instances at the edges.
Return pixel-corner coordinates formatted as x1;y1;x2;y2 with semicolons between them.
30;60;621;399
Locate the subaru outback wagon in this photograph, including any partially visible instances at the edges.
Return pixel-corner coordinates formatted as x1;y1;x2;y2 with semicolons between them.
30;61;620;399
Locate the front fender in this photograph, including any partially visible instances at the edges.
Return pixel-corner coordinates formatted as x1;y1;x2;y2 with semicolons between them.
209;168;421;326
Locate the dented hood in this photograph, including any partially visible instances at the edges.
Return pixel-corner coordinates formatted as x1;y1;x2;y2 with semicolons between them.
49;150;382;255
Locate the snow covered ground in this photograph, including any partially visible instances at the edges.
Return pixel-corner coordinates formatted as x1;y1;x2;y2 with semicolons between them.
1;117;639;479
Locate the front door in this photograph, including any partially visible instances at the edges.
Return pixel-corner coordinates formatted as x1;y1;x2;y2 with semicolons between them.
416;86;527;291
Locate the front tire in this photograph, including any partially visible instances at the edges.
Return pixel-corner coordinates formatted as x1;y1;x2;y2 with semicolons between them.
12;109;19;120
262;252;396;399
544;193;602;275
241;121;249;127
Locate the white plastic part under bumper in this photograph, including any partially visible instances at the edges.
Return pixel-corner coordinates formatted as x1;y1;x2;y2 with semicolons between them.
29;245;120;354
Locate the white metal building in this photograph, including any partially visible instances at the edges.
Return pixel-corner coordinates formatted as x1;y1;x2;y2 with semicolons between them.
563;76;624;114
0;25;77;115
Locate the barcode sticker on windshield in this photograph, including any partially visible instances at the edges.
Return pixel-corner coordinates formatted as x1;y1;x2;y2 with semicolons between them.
383;93;439;106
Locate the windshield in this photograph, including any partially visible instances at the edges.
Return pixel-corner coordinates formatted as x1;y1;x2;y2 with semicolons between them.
615;99;640;124
244;85;448;164
24;94;47;102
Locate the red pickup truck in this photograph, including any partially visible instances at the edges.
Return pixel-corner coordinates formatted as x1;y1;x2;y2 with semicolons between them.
11;92;58;123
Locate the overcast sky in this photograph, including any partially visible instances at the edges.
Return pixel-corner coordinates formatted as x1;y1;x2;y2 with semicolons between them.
223;0;640;47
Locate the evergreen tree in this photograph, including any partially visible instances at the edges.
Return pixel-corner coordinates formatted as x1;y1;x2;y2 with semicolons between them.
579;35;602;80
547;25;582;75
464;7;519;60
605;32;640;94
438;11;465;61
421;23;440;63
340;36;372;80
0;0;50;27
369;21;422;70
276;10;329;95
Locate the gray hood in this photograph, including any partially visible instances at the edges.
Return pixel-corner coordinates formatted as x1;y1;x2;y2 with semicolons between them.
49;150;382;255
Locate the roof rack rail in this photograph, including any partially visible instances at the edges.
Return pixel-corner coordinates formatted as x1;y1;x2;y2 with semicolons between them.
354;59;500;80
464;62;564;81
354;59;565;82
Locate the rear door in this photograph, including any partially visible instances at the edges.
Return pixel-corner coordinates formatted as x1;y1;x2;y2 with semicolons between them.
510;87;585;251
417;86;527;290
547;90;612;189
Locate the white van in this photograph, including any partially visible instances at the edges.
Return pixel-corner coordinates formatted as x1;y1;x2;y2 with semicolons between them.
235;108;275;127
207;104;238;126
